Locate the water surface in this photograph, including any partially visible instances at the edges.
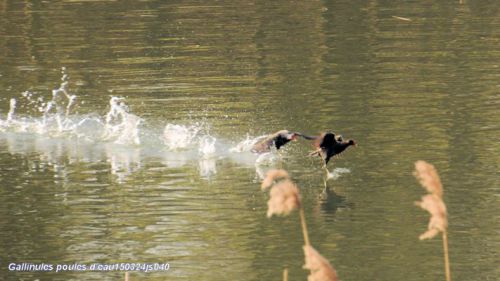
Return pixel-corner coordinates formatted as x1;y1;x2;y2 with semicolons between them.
0;1;499;281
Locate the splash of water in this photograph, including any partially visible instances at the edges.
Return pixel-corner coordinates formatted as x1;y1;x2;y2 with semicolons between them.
255;152;278;165
229;134;266;153
1;71;79;135
198;158;217;179
162;123;201;150
102;97;142;146
1;69;315;183
39;74;77;134
0;70;142;146
105;144;142;183
198;135;216;158
7;98;16;122
197;135;218;178
327;167;351;180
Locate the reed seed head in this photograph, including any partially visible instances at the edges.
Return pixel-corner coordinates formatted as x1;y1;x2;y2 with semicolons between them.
267;180;301;218
414;160;443;198
414;160;448;240
415;194;448;240
261;169;290;190
303;245;339;281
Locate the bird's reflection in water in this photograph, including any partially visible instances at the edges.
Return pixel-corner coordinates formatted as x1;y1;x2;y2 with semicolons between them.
317;183;353;218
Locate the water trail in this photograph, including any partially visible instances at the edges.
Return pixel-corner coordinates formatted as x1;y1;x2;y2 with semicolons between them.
0;70;308;183
105;144;142;183
327;167;351;180
228;134;283;178
1;81;75;134
40;70;77;134
6;98;16;122
229;134;266;153
73;117;106;142
103;97;142;145
197;135;217;179
0;98;16;130
0;69;143;146
255;152;277;165
198;158;217;179
198;135;216;158
162;123;201;150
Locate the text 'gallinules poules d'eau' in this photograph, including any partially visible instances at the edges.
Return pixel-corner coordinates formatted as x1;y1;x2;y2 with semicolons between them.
251;130;315;153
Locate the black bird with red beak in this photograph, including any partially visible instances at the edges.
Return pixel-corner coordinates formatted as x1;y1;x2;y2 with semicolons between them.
251;130;313;153
310;132;357;165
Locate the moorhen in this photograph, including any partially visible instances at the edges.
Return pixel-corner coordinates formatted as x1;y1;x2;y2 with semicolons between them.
251;130;314;153
309;132;356;165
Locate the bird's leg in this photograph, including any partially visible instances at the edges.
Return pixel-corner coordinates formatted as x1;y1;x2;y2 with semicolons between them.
318;158;330;191
322;160;330;179
320;178;328;199
277;150;284;169
308;149;321;157
319;160;329;199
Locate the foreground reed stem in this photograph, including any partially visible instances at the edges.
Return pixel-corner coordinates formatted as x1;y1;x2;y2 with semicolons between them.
263;169;338;281
299;207;310;247
443;231;451;281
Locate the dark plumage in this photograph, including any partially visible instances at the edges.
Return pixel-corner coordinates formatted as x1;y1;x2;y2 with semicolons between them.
251;130;313;153
310;132;356;164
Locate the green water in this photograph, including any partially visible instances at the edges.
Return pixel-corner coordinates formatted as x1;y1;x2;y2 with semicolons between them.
0;1;499;280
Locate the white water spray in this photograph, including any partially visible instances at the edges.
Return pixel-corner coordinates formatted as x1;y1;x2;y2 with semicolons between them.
327;167;351;180
198;135;216;158
7;98;16;122
163;124;201;150
229;134;266;153
103;97;142;146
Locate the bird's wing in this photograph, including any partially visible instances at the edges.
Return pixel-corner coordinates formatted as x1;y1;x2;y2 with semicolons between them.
251;136;274;153
313;133;326;148
316;132;338;148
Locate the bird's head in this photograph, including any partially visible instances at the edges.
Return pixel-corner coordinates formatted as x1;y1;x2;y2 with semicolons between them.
348;139;357;147
288;132;300;141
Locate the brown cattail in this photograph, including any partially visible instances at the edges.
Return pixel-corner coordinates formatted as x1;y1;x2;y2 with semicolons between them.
414;160;443;198
415;194;448;240
303;245;339;281
267;180;301;217
261;169;290;190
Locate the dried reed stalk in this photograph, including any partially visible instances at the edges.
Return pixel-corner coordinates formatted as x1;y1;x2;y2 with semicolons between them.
392;15;412;21
300;207;311;246
263;169;339;279
124;272;129;281
283;268;288;281
303;245;339;281
414;161;451;281
443;230;451;281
